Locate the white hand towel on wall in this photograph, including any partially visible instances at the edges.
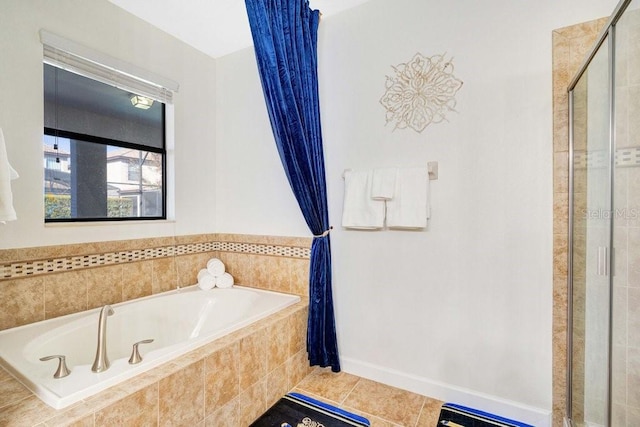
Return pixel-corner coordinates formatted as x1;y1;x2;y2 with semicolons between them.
0;128;18;223
370;168;397;200
341;170;385;229
386;168;430;229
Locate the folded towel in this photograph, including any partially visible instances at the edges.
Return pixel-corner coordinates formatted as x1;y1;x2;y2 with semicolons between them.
386;168;430;229
216;272;234;289
341;170;385;229
371;168;397;200
197;271;216;290
0;128;18;223
206;258;226;277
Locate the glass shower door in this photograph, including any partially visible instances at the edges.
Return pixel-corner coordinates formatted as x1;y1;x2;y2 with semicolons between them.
569;33;612;427
611;2;640;425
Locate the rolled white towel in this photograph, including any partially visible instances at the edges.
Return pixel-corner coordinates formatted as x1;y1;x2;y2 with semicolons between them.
197;271;216;290
197;268;209;281
206;258;226;277
216;272;234;289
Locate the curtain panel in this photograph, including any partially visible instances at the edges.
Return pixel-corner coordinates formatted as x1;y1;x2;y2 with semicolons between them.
245;0;340;371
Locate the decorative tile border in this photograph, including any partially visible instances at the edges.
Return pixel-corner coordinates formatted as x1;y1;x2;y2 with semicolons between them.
1;241;311;280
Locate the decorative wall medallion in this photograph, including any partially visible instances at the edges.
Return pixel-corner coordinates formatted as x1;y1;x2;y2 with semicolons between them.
380;52;463;133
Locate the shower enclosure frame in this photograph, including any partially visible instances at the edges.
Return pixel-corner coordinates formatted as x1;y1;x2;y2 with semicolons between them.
566;0;634;425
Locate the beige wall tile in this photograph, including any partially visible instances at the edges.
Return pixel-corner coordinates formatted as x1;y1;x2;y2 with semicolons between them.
267;316;290;372
41;404;98;427
176;252;213;287
217;252;254;286
290;258;310;297
0;237;175;264
152;257;177;294
0;276;44;330
122;261;153;301
237;380;266;425
553;192;569;236
159;361;205;426
553;233;568;280
87;265;123;310
43;401;105;427
253;255;290;292
239;328;267;391
287;349;314;389
289;307;307;357
95;384;158;426
554;151;569;194
44;270;88;319
265;363;288;408
205;397;240;427
204;342;239;416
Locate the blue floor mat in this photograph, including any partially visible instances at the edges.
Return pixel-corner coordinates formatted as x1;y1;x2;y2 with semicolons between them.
251;392;370;427
438;403;534;427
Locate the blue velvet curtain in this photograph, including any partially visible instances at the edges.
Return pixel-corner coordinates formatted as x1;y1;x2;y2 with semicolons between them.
245;0;340;371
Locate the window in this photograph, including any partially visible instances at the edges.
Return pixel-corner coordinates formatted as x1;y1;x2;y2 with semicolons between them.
41;31;177;222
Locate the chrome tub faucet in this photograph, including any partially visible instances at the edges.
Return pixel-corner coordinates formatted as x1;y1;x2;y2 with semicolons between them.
91;305;114;373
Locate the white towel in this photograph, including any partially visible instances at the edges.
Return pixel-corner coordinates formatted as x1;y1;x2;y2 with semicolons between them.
215;272;234;289
206;258;226;277
0;128;18;223
197;269;209;281
341;170;385;229
386;168;430;229
197;271;216;290
371;168;397;200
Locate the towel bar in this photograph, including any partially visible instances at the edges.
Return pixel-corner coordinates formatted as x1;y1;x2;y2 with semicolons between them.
342;162;438;180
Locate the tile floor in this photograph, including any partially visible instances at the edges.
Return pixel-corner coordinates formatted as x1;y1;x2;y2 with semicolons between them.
290;368;443;427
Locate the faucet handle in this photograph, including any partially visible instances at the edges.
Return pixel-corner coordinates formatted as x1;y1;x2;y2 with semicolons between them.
40;355;71;378
128;339;154;364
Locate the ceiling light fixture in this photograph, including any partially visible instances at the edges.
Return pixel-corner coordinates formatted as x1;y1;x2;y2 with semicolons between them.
130;95;154;109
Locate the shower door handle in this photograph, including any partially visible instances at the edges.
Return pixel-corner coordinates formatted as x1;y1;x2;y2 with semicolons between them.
597;246;609;276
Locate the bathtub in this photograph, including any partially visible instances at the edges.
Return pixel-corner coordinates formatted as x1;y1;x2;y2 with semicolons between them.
0;285;300;409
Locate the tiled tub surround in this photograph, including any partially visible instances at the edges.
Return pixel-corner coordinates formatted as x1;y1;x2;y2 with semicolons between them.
0;234;312;331
0;286;300;410
0;234;312;424
0;300;312;426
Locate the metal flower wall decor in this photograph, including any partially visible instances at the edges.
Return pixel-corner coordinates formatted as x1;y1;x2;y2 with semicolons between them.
380;52;463;133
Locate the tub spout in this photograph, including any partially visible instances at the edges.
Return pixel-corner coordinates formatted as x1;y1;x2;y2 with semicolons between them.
91;305;114;373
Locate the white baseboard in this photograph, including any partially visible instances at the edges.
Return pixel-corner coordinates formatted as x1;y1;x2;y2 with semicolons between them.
340;357;551;427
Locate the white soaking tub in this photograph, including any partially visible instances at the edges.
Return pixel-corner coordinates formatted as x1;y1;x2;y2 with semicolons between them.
0;285;300;409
